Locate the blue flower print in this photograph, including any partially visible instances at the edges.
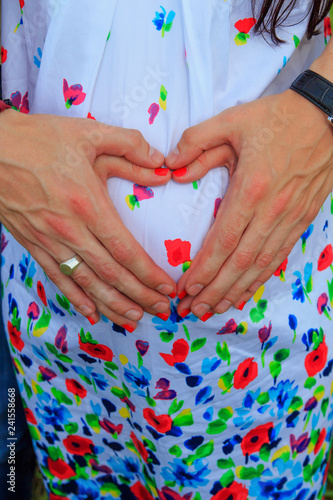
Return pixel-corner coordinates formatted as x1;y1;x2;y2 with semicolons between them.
107;456;140;481
152;6;176;37
124;364;151;397
268;380;298;418
162;458;210;489
152;301;198;333
36;392;71;429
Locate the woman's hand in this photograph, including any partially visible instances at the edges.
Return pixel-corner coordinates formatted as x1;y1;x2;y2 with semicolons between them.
166;90;333;319
0;110;175;330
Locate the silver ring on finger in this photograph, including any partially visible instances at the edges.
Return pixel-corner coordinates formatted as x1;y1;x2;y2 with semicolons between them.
59;255;83;276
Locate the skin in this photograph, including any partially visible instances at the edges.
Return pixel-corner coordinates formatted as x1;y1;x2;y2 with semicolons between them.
2;36;333;326
0;111;176;330
165;37;333;320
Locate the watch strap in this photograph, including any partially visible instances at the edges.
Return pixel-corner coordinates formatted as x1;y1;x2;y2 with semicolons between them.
290;69;333;119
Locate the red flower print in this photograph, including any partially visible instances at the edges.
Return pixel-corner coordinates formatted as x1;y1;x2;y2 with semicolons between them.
63;435;95;456
50;495;70;500
19;0;25;8
235;18;257;34
314;428;326;455
66;378;87;399
63;79;86;109
211;481;248;500
241;422;273;456
234;18;257;45
55;325;68;354
143;408;173;433
136;340;149;356
317;293;329;315
1;46;7;64
27;302;40;320
160;339;189;366
130;431;149;463
217;319;238;335
39;366;57;381
47;457;76;480
87;112;96;120
324;17;332;38
78;334;114;361
159;487;193;500
99;418;123;436
234;358;258;389
304;337;328;377
37;281;47;306
274;258;288;279
290;433;310;455
318;244;333;271
131;481;155;500
258;321;272;344
24;408;37;425
165;239;191;267
8;321;24;352
10;91;29;113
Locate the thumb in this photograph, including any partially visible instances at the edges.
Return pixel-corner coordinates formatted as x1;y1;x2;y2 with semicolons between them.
165;111;234;169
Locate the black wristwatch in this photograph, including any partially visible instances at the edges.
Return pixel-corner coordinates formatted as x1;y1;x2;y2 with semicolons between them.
290;69;333;124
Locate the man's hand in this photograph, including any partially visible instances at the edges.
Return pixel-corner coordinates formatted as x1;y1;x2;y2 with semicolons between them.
166;90;333;319
0;110;175;330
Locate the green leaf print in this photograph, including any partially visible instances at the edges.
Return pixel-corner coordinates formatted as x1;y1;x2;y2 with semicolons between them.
220;469;235;488
217;458;236;469
173;409;194;427
269;360;281;382
33;308;51;338
169;445;182;457
274;349;290;363
51;387;73;405
206;419;227;435
237;464;265;480
216;341;231;365
56;293;72;315
160;331;174;343
168;399;184;415
191;338;207;352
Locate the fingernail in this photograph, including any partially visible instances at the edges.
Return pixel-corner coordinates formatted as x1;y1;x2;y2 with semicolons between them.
122;324;136;333
201;312;214;322
155;167;169;176
125;309;142;321
215;299;232;314
80;305;94;315
87;316;96;326
178;290;187;301
149;146;164;165
157;284;174;295
168;291;177;299
172;167;187;178
167;147;179;166
156;312;170;321
192;303;211;317
187;284;204;296
152;301;170;313
237;301;246;311
180;308;191;318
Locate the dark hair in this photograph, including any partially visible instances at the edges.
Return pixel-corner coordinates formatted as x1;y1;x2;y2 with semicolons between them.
252;0;333;43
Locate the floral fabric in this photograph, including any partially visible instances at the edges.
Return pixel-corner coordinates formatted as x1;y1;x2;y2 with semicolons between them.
1;1;333;499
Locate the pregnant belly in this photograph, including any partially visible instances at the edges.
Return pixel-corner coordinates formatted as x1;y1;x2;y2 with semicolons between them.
106;166;230;281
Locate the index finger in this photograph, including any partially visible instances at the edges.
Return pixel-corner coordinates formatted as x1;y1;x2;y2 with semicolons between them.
92;122;165;167
177;172;253;297
165;112;235;169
